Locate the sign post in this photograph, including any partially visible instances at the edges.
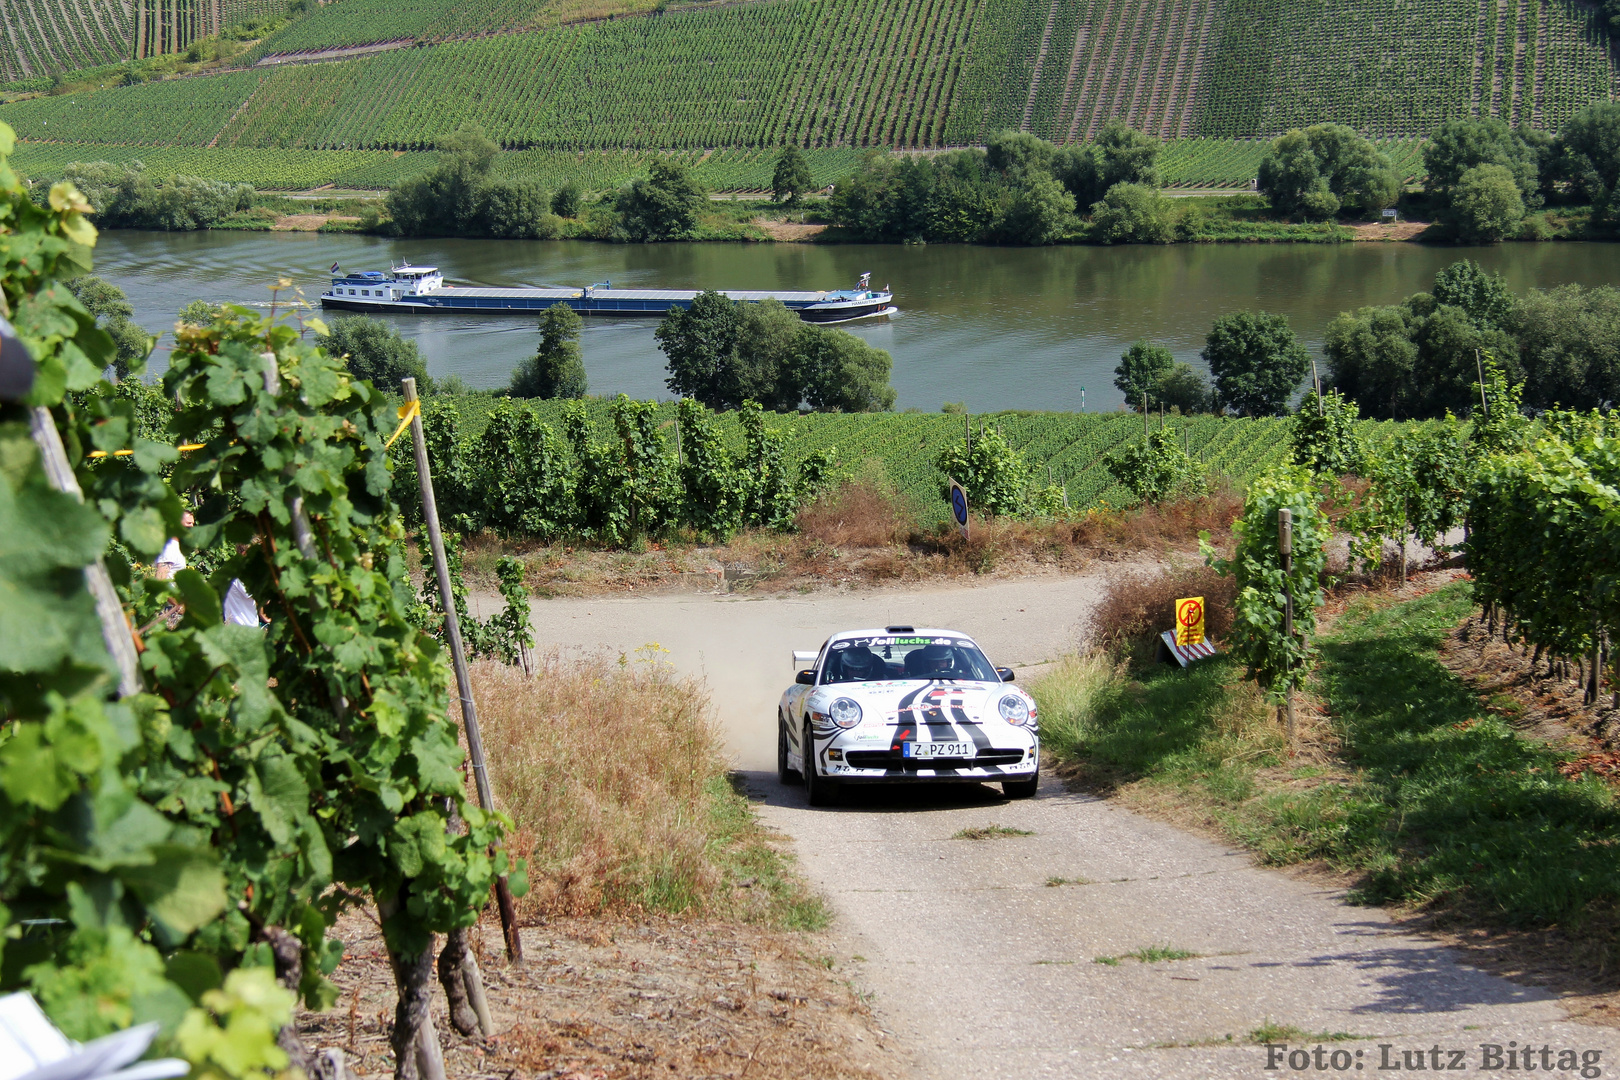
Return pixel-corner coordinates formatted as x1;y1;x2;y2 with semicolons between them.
1279;507;1296;751
948;476;970;540
1175;597;1205;647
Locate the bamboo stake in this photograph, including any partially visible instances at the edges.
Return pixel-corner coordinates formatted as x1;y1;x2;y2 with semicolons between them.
402;378;523;965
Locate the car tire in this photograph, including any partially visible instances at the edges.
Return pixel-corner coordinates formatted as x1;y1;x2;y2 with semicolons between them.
1003;773;1039;799
778;713;799;784
804;721;839;807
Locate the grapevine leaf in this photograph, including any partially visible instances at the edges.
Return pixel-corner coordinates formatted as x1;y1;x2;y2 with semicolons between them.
121;845;227;939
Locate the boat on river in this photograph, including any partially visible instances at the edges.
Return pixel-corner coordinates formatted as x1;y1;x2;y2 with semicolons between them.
318;266;897;323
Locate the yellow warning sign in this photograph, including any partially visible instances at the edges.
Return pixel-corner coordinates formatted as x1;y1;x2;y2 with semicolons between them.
1175;596;1205;647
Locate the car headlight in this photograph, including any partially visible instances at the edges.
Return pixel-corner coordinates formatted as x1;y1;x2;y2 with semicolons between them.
829;697;863;728
998;695;1031;726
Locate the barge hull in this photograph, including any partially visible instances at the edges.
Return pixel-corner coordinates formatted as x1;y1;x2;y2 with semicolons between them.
319;287;895;323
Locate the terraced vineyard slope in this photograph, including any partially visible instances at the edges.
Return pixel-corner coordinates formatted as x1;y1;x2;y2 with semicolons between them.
2;0;1615;159
2;0;135;82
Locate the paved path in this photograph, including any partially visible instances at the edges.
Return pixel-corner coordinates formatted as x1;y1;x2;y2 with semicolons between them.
518;579;1620;1079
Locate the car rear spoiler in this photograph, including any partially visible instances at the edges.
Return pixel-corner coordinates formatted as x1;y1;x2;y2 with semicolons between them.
793;650;817;668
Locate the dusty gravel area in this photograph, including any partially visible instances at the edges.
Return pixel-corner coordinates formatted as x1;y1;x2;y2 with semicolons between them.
296;910;900;1078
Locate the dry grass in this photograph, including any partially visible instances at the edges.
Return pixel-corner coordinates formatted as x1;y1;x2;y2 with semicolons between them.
796;477;911;548
1089;563;1238;657
471;654;823;926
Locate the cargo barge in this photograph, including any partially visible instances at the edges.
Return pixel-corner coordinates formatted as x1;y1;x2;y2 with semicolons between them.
319;266;897;323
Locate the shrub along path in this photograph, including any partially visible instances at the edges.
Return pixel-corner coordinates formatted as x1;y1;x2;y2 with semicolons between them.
516;571;1620;1078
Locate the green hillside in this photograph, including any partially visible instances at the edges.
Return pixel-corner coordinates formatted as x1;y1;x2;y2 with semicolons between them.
1;0;287;84
1;0;1614;190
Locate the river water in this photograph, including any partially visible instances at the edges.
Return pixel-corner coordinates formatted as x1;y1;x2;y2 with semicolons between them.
92;230;1620;411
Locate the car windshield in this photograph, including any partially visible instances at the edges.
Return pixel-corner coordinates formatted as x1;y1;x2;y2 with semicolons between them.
821;635;999;684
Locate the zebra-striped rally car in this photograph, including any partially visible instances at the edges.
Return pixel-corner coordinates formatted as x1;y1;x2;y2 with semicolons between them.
777;626;1040;805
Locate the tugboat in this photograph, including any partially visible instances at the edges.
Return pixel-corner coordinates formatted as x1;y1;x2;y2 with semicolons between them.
319;266;897;323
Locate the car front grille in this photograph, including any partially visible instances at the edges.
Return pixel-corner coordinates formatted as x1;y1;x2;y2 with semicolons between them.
844;748;1025;770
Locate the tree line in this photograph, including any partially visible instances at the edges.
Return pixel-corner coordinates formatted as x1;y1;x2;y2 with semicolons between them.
1111;259;1620;422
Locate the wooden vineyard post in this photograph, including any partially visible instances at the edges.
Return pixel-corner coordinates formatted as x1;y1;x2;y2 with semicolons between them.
402;378;524;965
1279;507;1296;752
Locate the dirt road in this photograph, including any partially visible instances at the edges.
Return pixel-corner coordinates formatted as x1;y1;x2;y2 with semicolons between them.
512;574;1114;770
519;580;1620;1079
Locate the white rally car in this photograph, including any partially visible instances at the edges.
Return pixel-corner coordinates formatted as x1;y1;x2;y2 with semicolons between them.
777;626;1040;805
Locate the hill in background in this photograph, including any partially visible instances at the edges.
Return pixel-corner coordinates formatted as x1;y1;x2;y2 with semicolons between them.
1;0;1615;191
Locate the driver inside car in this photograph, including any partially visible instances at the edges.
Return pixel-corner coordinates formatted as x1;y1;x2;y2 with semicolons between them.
834;646;882;682
904;643;959;678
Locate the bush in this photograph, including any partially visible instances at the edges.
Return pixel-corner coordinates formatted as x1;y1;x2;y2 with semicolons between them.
1090;182;1172;243
1155;363;1213;413
65;161;254;230
796;475;910;547
386;124;558;239
1104;426;1204;505
551;180;583;218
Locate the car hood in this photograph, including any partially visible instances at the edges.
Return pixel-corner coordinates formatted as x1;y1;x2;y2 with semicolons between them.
815;679;1023;723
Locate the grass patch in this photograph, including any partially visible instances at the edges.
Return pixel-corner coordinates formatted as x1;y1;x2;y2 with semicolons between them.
1248;1022;1360;1044
1125;944;1200;962
952;824;1035;840
1044;875;1092;887
1092;955;1121;966
1034;578;1620;934
473;655;826;928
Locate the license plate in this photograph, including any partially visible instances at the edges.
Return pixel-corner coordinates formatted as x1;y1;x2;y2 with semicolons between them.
903;741;974;759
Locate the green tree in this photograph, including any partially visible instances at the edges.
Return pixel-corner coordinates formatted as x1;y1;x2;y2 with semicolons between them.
797;325;896;412
734;298;807;411
771;143;814;204
1432;259;1513;328
1324;304;1419;419
1507;283;1620;410
1422;117;1542;208
385;125;556;239
617;159;707;241
1094;120;1162;190
551;180;582;218
510;302;586;399
1113;338;1175;409
322;314;432;392
66;274;150;378
985;130;1056;179
177;298;220;324
1090;182;1172;243
656;290;743;408
1448;163;1524;242
1257;125;1399;220
1553;102;1620;205
1202;311;1310;416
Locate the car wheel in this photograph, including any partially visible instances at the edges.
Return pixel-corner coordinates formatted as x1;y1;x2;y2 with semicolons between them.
804;721;839;807
1003;773;1039;799
778;713;799;784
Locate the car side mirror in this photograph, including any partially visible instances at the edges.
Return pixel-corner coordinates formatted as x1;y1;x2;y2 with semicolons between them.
996;667;1015;682
796;669;816;685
